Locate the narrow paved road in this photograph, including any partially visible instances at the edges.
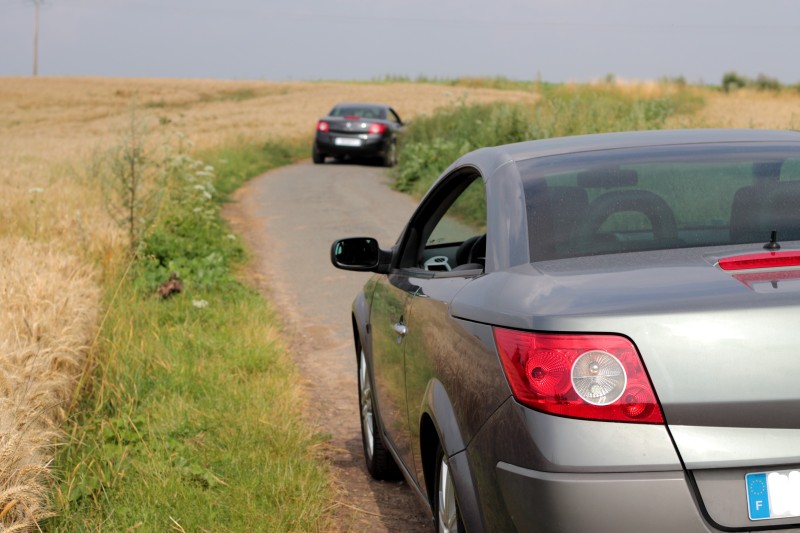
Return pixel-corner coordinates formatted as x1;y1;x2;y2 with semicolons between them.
225;161;430;532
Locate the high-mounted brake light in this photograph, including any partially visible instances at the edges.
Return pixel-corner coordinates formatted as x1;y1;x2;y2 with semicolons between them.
368;123;386;135
718;251;800;271
317;120;329;132
494;328;664;424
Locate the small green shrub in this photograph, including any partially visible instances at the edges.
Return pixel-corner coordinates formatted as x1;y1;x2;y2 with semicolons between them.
722;71;749;93
754;73;781;92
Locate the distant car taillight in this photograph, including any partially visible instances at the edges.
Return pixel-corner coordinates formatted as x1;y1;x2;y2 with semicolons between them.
368;123;386;135
494;328;664;424
317;120;329;132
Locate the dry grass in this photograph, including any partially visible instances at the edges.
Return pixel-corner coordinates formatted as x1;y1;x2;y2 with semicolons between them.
668;88;800;129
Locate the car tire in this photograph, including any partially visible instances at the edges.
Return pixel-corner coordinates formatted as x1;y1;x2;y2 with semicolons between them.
382;140;397;167
435;446;465;533
312;145;325;164
358;348;400;480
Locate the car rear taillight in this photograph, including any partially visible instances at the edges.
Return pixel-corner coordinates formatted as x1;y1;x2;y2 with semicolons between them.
718;250;800;271
317;120;329;132
494;328;664;424
368;123;386;135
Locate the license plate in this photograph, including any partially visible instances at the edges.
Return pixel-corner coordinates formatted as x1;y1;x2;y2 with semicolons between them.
334;137;361;147
746;470;800;520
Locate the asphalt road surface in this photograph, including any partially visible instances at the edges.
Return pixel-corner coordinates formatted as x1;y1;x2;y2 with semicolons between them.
226;161;431;532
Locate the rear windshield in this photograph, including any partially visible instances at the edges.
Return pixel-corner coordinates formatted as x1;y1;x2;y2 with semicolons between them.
519;143;800;262
330;105;386;120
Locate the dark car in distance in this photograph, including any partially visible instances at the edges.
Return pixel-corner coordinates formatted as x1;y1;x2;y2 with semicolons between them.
313;102;404;167
331;129;800;532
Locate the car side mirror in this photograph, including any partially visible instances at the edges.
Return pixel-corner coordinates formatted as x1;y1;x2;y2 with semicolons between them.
331;237;391;273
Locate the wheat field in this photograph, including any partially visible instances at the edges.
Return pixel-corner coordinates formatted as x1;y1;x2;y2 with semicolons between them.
2;76;800;529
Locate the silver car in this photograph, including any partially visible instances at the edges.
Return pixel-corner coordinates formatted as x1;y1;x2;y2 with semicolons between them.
331;129;800;532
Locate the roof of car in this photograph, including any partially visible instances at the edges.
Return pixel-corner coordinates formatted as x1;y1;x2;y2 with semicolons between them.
332;102;391;109
460;129;800;174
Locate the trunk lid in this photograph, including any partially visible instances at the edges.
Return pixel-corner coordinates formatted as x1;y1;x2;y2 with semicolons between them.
325;116;375;134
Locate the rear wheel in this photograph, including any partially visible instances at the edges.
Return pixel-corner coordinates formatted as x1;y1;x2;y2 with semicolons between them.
312;145;325;164
358;348;399;479
382;140;397;167
435;446;464;533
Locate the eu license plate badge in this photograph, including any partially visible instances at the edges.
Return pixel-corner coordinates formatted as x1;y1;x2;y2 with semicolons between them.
746;470;800;520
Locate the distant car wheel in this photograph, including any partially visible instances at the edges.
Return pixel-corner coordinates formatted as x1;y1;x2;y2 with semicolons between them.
435;446;464;533
382;141;397;167
358;348;400;479
312;145;325;164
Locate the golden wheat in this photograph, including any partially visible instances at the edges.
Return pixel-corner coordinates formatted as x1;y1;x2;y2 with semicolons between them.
0;238;97;530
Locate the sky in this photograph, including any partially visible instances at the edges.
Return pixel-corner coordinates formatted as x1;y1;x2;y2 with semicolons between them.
0;0;798;84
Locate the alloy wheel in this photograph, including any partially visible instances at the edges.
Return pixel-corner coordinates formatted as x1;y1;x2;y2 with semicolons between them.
438;455;459;533
359;350;375;461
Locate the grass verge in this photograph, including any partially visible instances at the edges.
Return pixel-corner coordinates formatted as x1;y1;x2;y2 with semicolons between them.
48;138;333;532
394;82;704;200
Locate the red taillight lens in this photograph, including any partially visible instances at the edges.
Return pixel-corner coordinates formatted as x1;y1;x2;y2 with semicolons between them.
368;123;386;135
493;328;663;424
317;120;329;132
718;251;800;271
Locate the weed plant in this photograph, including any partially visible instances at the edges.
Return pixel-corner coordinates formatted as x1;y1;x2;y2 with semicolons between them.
49;139;331;531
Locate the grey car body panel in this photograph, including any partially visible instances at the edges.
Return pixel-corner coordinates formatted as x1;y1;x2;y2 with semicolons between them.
447;450;486;533
672;426;800;469
693;467;800;529
471;397;681;474
451;248;800;474
523;408;681;472
496;463;713;533
338;129;800;530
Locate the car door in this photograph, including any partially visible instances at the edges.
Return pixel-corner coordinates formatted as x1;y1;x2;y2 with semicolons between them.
370;272;418;471
373;170;487;483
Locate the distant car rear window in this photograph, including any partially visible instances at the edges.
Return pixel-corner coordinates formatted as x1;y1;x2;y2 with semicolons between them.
518;143;800;262
330;106;387;120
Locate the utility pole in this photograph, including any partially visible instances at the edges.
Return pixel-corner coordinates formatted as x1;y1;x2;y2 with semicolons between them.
32;0;43;76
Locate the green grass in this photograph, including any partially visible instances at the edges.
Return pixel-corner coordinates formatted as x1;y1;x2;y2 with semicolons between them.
393;83;704;226
48;138;330;532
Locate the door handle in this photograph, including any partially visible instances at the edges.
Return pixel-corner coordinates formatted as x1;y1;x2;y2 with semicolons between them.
393;323;408;336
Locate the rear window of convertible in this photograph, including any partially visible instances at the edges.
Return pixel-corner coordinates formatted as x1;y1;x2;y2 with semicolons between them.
518;143;800;262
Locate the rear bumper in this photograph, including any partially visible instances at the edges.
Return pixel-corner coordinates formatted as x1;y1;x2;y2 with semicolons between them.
462;398;720;532
314;132;389;158
496;463;714;533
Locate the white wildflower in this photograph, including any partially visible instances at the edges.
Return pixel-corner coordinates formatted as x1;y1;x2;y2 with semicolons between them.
192;299;209;309
29;187;44;194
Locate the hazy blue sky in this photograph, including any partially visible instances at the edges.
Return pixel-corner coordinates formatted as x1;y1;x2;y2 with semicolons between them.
1;0;797;84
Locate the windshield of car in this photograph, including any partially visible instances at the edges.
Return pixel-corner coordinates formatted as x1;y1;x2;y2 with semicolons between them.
329;106;386;120
519;143;800;262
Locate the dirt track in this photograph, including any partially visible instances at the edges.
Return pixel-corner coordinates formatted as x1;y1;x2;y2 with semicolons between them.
225;161;430;532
